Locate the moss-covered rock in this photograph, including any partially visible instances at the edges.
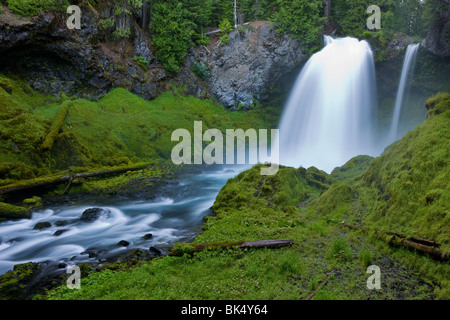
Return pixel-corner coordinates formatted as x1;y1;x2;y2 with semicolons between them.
33;221;52;230
0;201;30;220
0;262;41;300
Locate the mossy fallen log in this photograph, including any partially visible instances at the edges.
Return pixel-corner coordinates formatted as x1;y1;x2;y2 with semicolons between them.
0;163;153;195
339;223;448;262
40;103;70;151
169;239;295;257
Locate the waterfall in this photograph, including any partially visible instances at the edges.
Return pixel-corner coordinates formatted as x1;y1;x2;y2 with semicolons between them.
388;43;420;143
276;36;379;173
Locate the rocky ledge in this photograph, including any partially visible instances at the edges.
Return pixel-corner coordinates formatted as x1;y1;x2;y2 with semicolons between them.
0;3;166;100
186;21;307;110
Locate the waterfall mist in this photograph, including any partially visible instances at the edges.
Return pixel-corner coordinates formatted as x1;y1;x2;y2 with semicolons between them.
388;43;420;143
277;36;380;173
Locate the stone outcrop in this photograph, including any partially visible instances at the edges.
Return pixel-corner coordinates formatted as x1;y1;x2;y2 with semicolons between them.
423;2;450;57
0;3;166;99
187;22;307;110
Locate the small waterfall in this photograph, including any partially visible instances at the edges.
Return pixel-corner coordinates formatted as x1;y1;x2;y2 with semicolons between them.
388;43;420;143
277;36;379;173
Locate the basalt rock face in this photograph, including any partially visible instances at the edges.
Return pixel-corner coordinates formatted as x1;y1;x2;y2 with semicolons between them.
0;3;165;99
187;22;307;110
424;3;450;57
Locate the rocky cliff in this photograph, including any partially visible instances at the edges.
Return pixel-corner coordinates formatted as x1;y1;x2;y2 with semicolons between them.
0;2;165;100
186;22;307;110
424;2;450;57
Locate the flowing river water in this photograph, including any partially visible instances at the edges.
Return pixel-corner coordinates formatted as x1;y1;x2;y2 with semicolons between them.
0;166;246;275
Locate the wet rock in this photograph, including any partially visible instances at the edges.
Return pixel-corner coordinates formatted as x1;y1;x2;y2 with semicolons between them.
33;221;52;230
53;229;69;236
57;263;67;269
118;240;130;247
149;246;162;255
142;233;153;240
424;5;450;57
80;208;108;222
55;220;69;227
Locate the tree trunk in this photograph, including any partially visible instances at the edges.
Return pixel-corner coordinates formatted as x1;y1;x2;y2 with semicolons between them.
323;0;331;18
142;0;148;30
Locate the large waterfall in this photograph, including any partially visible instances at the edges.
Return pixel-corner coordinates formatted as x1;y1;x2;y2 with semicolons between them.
388;43;420;143
277;36;379;173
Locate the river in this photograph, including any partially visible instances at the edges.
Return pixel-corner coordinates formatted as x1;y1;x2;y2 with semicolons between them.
0;166;246;275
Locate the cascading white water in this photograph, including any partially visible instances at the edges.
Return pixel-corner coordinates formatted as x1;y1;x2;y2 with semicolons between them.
388;43;420;143
277;36;379;173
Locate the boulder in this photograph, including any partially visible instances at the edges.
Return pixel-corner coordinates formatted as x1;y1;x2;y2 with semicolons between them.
118;240;130;247
33;221;51;230
80;208;108;223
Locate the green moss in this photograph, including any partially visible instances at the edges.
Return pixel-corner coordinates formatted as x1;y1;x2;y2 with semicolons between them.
314;183;354;221
41;102;70;151
44;93;449;300
425;92;450;119
0;201;30;220
331;155;374;183
356;93;450;246
0;262;41;299
5;0;69;17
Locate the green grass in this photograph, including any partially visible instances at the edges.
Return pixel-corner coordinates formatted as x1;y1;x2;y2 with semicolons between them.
355;93;450;246
5;0;68;17
45;93;450;300
0;74;274;196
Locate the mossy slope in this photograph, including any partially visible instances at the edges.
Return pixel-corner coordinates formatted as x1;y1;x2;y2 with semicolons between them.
45;93;449;300
0;73;271;185
355;93;450;246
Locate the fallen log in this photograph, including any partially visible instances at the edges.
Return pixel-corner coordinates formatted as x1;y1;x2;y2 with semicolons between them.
0;163;152;195
169;239;294;257
339;223;448;262
241;239;295;249
305;270;336;300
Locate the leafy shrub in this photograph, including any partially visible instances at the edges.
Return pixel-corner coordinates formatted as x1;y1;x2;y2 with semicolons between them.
6;0;69;17
219;18;233;45
271;0;324;48
149;0;194;74
99;18;114;30
191;62;210;80
113;27;131;39
133;56;149;71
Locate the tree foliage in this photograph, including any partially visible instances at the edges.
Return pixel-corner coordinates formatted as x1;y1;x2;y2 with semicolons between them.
271;0;325;47
149;0;195;74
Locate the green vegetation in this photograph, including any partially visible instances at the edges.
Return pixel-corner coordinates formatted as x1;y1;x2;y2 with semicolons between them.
0;73;274;201
45;93;449;300
133;55;150;71
354;93;450;245
191;62;210;80
3;0;439;73
5;0;68;16
0;202;30;221
271;0;325;48
218;18;233;45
